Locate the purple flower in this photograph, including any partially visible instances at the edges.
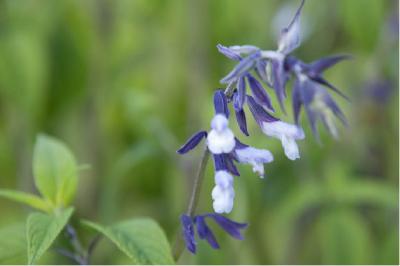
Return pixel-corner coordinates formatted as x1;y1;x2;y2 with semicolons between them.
247;95;304;160
301;54;351;100
277;0;305;55
213;89;230;118
194;215;219;249
177;90;236;156
206;213;248;240
246;95;279;125
233;107;249;136
217;44;242;61
181;214;196;254
292;73;347;139
208;91;236;154
233;138;273;178
177;131;207;154
261;0;305;112
177;0;351;257
207;114;235;154
269;55;289;112
233;88;249;136
247;74;274;112
234;76;246;111
213;153;240;177
220;51;262;84
212;154;236;213
261;120;305;160
181;213;248;253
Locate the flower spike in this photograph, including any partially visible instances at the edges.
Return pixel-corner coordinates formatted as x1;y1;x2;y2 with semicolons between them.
177;0;349;257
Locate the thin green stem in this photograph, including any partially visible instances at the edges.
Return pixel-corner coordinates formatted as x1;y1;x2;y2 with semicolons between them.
186;147;210;216
172;147;210;261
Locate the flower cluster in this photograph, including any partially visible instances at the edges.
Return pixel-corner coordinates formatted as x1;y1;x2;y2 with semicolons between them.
177;0;349;255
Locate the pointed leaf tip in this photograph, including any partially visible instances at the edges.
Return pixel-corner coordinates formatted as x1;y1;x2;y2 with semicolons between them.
83;218;174;264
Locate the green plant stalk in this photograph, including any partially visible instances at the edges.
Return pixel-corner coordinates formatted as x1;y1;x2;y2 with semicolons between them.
172;147;210;261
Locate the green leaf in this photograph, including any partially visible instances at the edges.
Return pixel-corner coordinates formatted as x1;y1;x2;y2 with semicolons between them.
27;207;74;265
33;134;78;207
82;218;174;264
0;189;52;212
0;223;27;264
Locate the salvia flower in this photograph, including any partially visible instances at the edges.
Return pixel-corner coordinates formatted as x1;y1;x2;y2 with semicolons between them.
246;95;304;160
177;0;350;256
211;153;238;214
207;114;235;154
177;90;235;155
261;120;305;160
292;66;348;139
233;139;273;178
207;90;236;154
181;213;248;254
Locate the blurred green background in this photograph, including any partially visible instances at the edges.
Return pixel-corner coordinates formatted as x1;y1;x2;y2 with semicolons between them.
0;0;398;264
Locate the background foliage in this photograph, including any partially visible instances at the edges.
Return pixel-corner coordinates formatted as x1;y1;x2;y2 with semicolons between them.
0;0;398;264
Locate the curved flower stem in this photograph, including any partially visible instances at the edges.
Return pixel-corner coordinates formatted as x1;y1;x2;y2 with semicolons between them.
186;147;211;216
172;146;210;261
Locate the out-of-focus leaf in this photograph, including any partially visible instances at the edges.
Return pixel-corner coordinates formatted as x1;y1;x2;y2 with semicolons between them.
0;31;47;122
340;0;385;51
315;209;372;264
332;179;398;208
82;218;174;264
264;183;324;264
45;2;91;119
33;134;78;207
379;227;399;264
0;189;52;212
264;176;397;264
0;223;27;264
